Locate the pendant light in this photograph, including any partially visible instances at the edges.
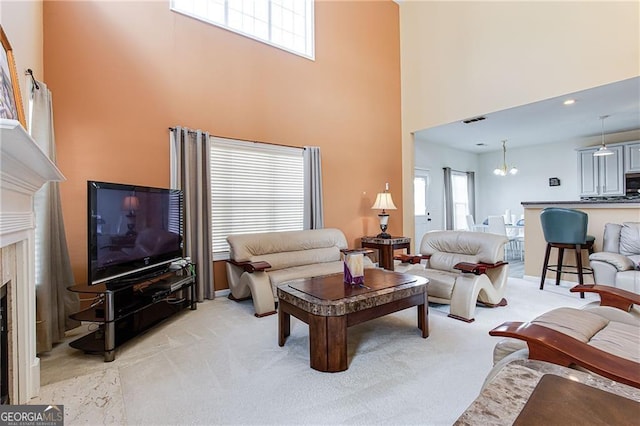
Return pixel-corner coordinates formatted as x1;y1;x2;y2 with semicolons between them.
493;140;518;176
593;115;614;157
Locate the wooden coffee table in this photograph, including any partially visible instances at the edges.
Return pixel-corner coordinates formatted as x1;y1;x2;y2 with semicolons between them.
277;268;429;372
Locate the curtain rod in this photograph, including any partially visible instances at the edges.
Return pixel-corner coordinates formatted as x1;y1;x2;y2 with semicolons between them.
444;166;473;174
25;69;39;90
168;126;304;150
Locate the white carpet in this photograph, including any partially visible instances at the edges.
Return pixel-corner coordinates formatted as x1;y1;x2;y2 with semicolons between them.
33;278;596;425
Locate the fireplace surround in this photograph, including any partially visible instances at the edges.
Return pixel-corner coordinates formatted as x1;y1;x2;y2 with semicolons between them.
0;118;64;403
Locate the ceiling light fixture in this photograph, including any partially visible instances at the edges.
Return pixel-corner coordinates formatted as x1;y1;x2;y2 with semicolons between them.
493;140;518;176
563;99;576;105
593;115;614;157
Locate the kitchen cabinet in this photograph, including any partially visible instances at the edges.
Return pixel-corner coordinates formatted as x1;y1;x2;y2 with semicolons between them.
624;141;640;173
577;145;624;197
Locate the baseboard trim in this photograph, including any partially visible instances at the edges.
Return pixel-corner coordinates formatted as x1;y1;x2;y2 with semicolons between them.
523;275;596;288
215;289;231;298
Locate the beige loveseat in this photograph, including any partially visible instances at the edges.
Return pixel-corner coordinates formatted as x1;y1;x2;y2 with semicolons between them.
400;230;509;322
226;228;374;317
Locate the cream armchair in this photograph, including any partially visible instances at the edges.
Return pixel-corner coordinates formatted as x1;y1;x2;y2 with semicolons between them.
589;222;640;293
490;284;640;389
401;231;509;322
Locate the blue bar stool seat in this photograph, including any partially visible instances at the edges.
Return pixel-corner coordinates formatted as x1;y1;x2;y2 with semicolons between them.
539;208;595;298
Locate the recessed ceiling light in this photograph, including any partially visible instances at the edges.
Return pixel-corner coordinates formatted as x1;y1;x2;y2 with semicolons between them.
563;99;576;105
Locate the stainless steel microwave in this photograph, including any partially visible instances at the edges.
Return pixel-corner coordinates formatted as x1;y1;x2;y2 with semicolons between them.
626;173;640;195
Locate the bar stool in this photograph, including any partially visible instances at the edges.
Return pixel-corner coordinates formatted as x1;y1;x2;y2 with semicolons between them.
539;207;595;298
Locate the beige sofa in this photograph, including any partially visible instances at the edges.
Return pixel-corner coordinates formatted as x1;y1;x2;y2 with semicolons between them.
226;228;373;317
400;230;509;322
589;222;640;293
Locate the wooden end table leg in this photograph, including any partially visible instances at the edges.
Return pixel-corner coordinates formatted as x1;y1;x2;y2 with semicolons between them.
418;295;429;338
278;304;290;347
381;245;394;271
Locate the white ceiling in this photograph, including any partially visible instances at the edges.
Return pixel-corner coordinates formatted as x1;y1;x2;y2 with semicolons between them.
413;77;640;153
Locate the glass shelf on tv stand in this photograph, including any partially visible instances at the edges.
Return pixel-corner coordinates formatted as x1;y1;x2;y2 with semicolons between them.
68;270;197;362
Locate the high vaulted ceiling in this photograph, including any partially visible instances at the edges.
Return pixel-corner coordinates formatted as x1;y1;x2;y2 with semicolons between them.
414;77;640;153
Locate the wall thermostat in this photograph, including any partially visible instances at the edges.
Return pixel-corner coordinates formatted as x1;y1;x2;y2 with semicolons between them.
549;177;561;187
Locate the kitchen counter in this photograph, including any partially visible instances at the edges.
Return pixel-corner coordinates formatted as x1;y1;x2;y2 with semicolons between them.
522;199;640;207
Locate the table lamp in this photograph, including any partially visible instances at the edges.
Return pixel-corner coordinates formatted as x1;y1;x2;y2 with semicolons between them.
371;183;397;239
122;195;140;236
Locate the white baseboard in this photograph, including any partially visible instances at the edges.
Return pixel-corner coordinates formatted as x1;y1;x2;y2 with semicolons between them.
215;289;231;298
522;275;539;283
524;274;594;288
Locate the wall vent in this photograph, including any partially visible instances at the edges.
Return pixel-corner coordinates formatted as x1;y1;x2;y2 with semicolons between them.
462;116;486;124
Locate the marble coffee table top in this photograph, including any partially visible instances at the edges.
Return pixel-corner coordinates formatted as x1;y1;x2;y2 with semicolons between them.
277;269;428;317
361;236;410;245
454;358;640;425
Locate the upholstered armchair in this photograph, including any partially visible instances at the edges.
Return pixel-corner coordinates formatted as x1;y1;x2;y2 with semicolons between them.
490;284;640;389
589;222;640;293
399;231;509;322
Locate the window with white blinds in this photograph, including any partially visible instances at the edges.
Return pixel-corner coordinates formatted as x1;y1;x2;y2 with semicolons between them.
170;0;315;59
167;190;184;237
210;137;304;257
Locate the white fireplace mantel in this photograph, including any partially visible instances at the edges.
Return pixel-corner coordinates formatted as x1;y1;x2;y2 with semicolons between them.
0;118;64;402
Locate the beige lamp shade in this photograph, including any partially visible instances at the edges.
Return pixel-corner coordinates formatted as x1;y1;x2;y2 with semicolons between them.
372;190;396;239
122;195;140;211
371;193;397;211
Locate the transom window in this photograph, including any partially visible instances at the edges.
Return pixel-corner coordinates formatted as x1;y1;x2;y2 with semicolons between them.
171;0;315;59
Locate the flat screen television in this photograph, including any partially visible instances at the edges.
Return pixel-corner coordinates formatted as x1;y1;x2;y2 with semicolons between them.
88;181;184;286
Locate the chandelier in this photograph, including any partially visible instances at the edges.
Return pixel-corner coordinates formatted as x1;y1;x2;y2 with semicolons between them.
493;140;518;176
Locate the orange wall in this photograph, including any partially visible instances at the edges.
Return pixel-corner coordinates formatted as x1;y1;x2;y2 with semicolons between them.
43;0;402;289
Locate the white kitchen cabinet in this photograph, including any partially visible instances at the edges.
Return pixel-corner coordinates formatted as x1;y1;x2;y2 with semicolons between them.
577;145;624;197
624;141;640;173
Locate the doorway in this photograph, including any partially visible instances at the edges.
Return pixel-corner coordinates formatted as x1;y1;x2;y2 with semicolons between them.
414;168;436;244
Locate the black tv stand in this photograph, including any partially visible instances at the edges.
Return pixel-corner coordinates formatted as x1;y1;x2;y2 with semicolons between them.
106;266;171;289
68;268;196;362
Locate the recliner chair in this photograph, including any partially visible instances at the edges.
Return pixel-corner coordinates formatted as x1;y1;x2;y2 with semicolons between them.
589;222;640;293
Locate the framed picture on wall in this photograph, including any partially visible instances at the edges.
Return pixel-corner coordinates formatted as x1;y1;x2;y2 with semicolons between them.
0;25;26;128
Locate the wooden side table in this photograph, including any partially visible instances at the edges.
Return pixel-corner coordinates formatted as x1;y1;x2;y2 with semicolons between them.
361;236;411;271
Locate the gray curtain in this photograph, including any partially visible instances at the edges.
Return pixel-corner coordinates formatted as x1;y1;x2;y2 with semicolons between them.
443;167;454;230
467;171;476;221
170;127;215;301
303;146;324;229
29;80;80;354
